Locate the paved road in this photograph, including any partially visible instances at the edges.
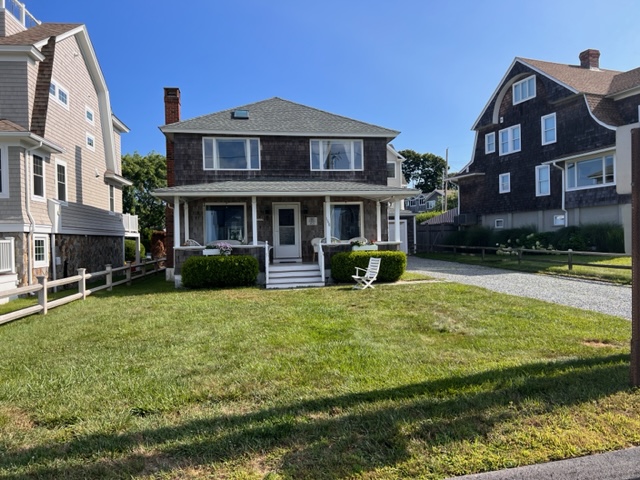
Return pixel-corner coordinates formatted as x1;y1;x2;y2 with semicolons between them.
406;256;638;479
406;256;631;320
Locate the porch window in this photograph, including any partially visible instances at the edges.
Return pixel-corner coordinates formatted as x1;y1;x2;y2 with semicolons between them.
205;204;246;243
566;154;614;190
311;140;363;171
203;138;260;170
330;203;362;240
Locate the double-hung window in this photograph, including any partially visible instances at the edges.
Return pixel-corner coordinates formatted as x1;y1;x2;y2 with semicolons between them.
32;155;44;199
541;113;556;145
485;132;496;153
499;173;511;193
311;140;363;171
499;125;521;156
56;160;67;202
566;154;615;190
205;204;246;243
513;75;536;104
203;138;260;170
330;203;362;240
535;165;550;196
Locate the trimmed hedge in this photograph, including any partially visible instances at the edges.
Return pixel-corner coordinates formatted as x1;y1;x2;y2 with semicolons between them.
124;239;146;262
181;255;259;288
330;251;406;284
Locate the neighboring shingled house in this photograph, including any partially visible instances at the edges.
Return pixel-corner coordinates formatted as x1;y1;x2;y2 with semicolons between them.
0;2;136;292
154;90;418;287
452;49;640;252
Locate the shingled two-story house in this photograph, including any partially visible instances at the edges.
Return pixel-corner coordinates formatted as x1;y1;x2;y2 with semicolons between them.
0;1;135;293
154;89;418;288
452;49;640;252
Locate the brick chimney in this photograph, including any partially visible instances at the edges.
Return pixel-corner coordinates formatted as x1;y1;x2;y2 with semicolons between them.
163;87;180;268
579;49;600;69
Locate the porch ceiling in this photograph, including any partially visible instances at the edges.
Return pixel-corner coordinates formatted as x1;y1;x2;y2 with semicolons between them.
153;180;420;202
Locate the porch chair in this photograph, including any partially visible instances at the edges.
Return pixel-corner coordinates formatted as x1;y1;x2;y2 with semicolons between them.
311;237;322;262
352;257;382;290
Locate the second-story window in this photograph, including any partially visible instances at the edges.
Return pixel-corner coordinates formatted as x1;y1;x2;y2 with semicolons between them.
499;125;521;156
85;106;95;125
86;133;95;151
535;165;550;196
513;75;536;105
203;138;260;170
49;79;69;109
56;160;67;202
485;132;496;154
32;155;44;199
310;140;363;171
541;113;557;145
387;162;396;178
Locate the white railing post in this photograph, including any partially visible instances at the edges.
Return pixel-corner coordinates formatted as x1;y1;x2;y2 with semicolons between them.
37;275;47;315
318;242;325;283
78;268;86;299
264;242;270;286
106;264;112;291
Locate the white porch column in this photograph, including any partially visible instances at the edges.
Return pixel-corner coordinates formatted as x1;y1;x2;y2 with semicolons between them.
183;202;189;244
251;196;258;245
376;201;382;242
173;195;181;250
394;198;401;244
324;195;331;242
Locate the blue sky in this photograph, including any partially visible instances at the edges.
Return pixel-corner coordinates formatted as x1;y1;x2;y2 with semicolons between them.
23;0;640;172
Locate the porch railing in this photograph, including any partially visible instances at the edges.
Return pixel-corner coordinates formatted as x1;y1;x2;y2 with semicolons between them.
0;238;15;274
121;213;139;235
1;0;39;28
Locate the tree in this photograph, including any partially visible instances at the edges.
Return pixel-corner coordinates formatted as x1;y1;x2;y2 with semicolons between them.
399;149;446;193
122;152;167;240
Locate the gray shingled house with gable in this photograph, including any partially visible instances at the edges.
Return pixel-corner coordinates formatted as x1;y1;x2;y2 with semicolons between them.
154;89;418;288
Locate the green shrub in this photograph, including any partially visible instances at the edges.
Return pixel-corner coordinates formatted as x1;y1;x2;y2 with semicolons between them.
181;255;259;288
330;251;406;283
579;223;625;253
124;239;145;262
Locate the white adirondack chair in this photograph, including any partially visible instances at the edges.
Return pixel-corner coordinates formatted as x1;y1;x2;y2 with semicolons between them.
352;257;382;289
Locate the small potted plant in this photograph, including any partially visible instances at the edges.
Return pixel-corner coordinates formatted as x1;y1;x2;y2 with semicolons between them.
350;239;378;251
203;243;220;256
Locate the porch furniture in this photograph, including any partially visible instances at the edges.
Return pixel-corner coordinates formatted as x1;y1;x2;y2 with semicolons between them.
183;239;202;247
352;257;382;290
311;237;322;262
349;236;368;244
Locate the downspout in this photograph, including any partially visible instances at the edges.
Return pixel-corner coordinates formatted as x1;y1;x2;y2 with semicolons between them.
25;144;42;285
551;161;568;226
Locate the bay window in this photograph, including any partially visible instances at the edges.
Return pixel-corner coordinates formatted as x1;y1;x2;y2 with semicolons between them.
311;140;363;171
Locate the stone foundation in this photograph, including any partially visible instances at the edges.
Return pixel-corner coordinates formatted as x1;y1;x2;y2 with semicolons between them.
55;235;124;279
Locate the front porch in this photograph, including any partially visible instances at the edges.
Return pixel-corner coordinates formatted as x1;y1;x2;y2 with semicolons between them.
154;180;418;288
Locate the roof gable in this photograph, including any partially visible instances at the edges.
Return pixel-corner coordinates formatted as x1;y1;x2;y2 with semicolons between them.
0;23;81;46
161;97;400;139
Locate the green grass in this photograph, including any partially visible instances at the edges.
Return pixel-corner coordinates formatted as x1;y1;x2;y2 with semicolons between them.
0;276;637;479
420;251;632;284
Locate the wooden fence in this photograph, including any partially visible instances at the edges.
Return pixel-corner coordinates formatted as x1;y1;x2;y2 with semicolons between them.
431;244;631;272
0;258;166;326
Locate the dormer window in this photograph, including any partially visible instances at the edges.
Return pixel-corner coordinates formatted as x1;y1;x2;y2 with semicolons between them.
310;140;363;171
513;75;536;105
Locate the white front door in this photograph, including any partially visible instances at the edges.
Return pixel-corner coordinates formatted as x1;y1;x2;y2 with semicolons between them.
389;220;408;253
273;203;301;261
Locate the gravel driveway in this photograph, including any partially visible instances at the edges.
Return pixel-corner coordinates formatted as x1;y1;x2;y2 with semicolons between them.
406;256;631;320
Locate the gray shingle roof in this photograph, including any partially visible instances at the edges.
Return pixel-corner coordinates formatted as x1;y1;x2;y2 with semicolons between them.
153;179;418;200
0;23;81;45
160;97;400;138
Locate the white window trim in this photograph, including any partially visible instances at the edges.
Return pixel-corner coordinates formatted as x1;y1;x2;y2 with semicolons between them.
485;132;496;154
541;113;557;145
55;158;67;203
565;154;616;192
535;164;550;197
495;219;504;229
31;153;45;202
86;133;95;152
33;234;48;268
0;145;8;199
49;79;70;109
310;139;364;171
498;125;521;156
512;75;536;105
329;201;364;240
202;138;261;171
499;172;511;194
203;203;248;244
85;106;95;125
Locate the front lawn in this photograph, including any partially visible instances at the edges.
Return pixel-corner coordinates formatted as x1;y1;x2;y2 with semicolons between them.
0;277;637;479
